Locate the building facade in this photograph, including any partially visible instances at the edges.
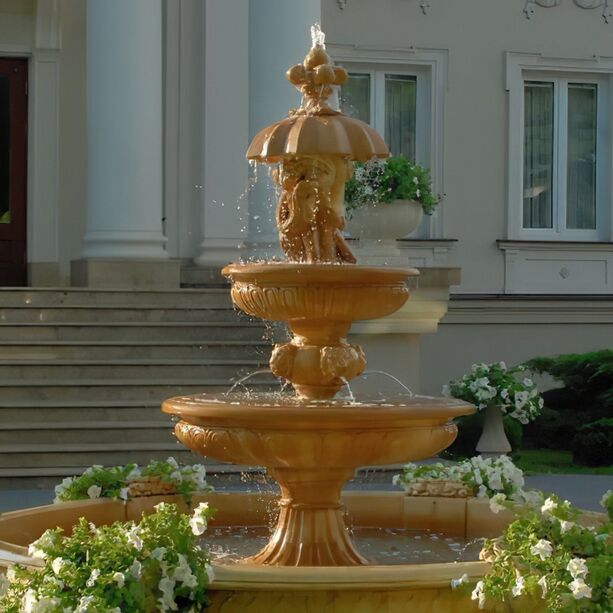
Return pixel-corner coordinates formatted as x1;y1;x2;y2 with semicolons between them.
0;0;611;392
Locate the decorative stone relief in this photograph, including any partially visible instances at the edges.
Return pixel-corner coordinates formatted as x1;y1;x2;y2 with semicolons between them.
524;0;612;22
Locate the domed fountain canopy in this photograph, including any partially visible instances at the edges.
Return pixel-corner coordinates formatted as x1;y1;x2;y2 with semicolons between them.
246;32;389;163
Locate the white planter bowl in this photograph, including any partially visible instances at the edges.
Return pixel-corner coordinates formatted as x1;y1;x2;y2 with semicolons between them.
346;199;424;240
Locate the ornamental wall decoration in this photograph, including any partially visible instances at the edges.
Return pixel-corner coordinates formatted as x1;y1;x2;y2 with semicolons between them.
524;0;612;22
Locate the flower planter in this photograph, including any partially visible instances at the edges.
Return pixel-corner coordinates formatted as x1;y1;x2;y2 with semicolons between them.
346;199;423;240
403;479;474;498
476;404;512;455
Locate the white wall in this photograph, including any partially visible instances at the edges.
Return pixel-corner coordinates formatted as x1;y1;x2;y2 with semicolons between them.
322;0;613;294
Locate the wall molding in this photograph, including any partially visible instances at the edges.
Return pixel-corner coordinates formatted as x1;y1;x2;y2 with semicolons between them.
524;0;612;23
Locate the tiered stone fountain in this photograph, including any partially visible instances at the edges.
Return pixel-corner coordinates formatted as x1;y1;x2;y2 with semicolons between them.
162;26;474;568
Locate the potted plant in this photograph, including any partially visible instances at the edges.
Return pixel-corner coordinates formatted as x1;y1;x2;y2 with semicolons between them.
344;155;439;239
444;361;544;455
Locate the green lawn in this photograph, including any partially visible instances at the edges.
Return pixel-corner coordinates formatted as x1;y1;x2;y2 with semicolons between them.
512;449;613;475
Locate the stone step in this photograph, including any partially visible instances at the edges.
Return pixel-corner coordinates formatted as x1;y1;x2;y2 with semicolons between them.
0;287;232;308
0;442;202;468
181;266;229;287
0;400;168;423
0;420;175;445
0;379;273;401
0;306;246;323
0;359;267;380
0;340;271;360
0;322;267;341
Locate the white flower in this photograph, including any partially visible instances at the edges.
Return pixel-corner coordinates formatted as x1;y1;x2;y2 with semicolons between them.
158;576;178;611
22;590;60;613
500;388;509;400
600;490;612;509
511;575;525;597
86;568;100;587
450;573;469;589
559;520;575;534
499;361;507;370
119;487;129;501
537;575;548;598
87;484;102;499
415;189;421;198
170;471;183;482
126;525;143;550
189;502;210;536
530;539;553;561
173;554;198;589
129;558;142;579
51;557;67;575
470;580;486;609
487;470;503;491
514;390;530;409
569;578;592;600
205;563;215;584
126;466;141;480
75;595;96;613
6;567;17;582
413;176;419;184
151;546;167;561
166;457;179;469
489;493;507;514
567;557;588;579
27;531;56;560
522;489;543;507
541;497;558;516
112;571;125;588
522;378;533;387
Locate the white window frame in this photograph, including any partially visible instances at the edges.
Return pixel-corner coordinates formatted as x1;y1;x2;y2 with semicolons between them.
329;44;447;239
506;52;613;242
342;64;430;166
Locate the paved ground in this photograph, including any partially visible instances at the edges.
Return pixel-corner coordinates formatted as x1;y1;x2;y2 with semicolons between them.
1;472;611;514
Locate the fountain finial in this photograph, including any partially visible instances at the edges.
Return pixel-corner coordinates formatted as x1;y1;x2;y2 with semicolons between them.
285;24;347;115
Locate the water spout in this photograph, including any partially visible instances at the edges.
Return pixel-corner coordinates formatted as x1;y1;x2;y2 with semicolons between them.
361;371;414;397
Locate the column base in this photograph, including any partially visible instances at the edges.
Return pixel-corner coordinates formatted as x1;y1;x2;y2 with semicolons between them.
71;258;181;289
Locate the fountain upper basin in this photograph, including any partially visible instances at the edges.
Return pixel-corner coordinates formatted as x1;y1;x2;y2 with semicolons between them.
163;394;473;469
222;263;418;324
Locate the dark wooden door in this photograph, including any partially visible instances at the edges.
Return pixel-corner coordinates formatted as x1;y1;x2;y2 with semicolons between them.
0;58;27;286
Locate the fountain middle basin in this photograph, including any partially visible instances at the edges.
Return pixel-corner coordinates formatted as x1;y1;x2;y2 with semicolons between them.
163;393;473;566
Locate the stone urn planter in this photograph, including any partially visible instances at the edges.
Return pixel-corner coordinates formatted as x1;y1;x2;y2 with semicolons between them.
476;404;512;455
346;199;424;240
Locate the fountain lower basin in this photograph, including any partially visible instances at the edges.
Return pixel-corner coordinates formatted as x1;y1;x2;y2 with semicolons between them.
163;393;474;566
0;491;516;612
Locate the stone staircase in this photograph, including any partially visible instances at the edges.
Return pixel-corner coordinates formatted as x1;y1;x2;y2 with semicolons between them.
0;287;272;488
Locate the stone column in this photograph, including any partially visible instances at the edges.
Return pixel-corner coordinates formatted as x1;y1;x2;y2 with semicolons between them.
73;0;179;288
245;0;321;260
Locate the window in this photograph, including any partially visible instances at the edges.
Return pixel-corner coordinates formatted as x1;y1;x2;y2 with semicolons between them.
523;77;604;239
340;66;428;164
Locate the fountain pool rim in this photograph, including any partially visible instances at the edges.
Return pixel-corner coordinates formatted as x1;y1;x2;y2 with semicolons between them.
1;491;604;612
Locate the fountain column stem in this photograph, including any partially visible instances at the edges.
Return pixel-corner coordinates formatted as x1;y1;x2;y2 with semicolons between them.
250;467;367;566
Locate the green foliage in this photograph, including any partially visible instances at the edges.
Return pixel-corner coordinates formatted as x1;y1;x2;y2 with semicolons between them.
525;350;613;414
572;419;613;467
0;502;215;612
461;492;613;612
513;449;613;475
344;155;439;215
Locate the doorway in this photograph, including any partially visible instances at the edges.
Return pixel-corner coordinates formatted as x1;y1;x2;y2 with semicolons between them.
0;58;27;286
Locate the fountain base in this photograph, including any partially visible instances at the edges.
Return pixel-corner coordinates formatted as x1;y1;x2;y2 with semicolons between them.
251;468;366;566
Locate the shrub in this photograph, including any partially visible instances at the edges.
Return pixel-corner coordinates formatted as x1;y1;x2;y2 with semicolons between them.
571;418;613;467
525;349;613;419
